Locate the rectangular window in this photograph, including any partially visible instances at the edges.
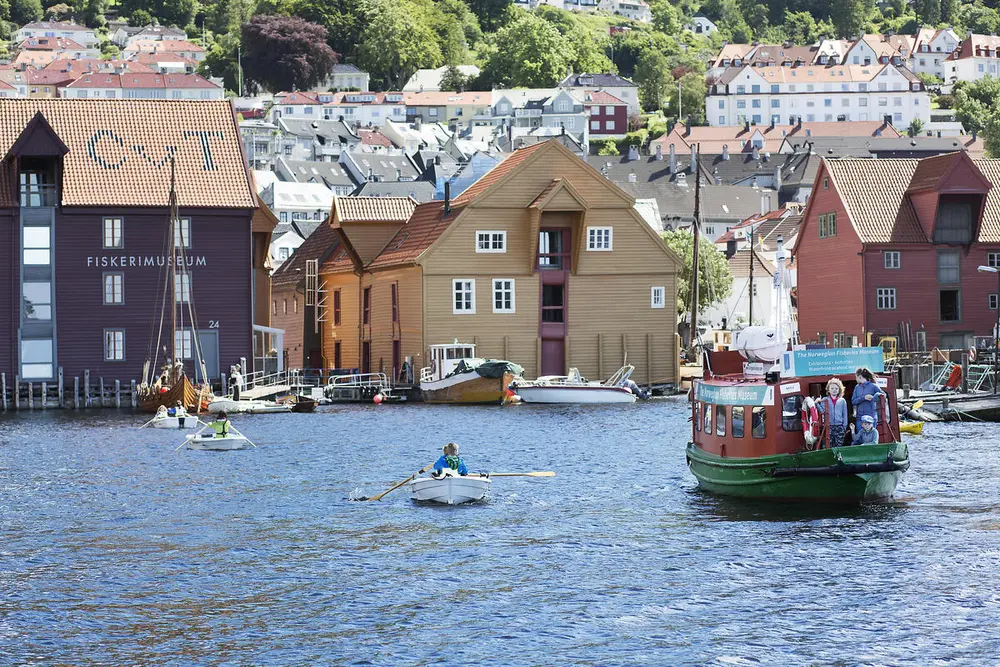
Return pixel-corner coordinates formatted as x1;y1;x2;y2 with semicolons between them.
279;247;290;260
363;287;371;326
694;401;701;432
173;217;191;249
770;84;779;94
21;338;54;379
174;330;193;359
476;230;506;253
651;286;665;309
732;406;745;438
605;120;615;130
716;405;727;436
935;201;972;244
937;250;960;283
703;404;712;433
333;289;342;325
453;279;475;314
591;120;600;130
752;99;761;108
752;406;766;438
990;293;998;310
884;251;900;269
391;283;399;323
22;281;51;321
587;227;612;251
23;226;50;265
940;289;961;322
751;84;760;94
174;273;191;303
492;278;515;313
736;100;746;109
104;273;124;304
876;287;897;310
782;395;803;431
103;217;123;248
104;329;125;361
818;213;826;238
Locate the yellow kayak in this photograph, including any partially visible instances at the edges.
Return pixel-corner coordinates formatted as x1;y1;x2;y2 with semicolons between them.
900;420;924;435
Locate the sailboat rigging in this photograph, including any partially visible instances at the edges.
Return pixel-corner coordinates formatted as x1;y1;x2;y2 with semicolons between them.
136;157;214;412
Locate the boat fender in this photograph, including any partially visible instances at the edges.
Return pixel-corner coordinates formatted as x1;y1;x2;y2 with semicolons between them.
969;347;977;362
373;393;384;404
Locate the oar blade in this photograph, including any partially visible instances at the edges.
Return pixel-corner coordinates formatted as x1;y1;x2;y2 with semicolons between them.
489;471;556;477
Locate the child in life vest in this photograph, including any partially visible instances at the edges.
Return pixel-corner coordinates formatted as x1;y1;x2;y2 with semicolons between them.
432;442;468;477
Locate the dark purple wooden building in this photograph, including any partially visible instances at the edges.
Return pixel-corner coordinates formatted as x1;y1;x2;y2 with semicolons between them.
0;99;261;387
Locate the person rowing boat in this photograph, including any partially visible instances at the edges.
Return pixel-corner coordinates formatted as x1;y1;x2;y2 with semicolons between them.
432;442;468;477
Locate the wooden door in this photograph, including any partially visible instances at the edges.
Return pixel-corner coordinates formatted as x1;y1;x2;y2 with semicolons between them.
541;338;565;376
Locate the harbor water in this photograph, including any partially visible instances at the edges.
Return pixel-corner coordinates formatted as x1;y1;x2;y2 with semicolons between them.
2;401;1000;666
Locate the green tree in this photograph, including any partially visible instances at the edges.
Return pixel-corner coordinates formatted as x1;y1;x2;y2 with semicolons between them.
662;230;733;316
11;0;43;24
478;8;574;88
200;31;242;93
128;7;151;26
45;2;72;18
464;0;511;31
289;0;363;61
634;47;671;113
0;0;9;21
83;0;105;27
954;77;1000;135
941;0;959;23
649;0;681;34
907;117;924;137
596;138;620;156
831;0;873;38
667;72;707;125
915;0;941;25
355;0;443;90
241;15;339;92
783;10;821;44
438;64;469;91
960;2;999;34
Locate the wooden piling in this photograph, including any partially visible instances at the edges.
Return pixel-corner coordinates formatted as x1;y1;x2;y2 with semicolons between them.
114;380;121;408
41;382;47;409
74;376;80;409
130;380;137;408
99;377;105;408
646;333;652;389
28;382;33;410
84;370;91;408
14;375;19;410
961;353;969;394
1;372;6;411
58;367;64;408
597;333;604;380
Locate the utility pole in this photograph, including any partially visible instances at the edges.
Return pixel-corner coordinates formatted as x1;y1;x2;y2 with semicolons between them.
677;80;683;122
238;43;243;97
748;233;754;325
691;143;701;356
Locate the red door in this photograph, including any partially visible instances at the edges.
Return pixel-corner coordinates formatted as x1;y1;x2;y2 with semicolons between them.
361;341;371;374
541;339;565;376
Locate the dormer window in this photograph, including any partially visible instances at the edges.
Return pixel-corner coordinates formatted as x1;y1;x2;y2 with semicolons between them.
934;197;974;244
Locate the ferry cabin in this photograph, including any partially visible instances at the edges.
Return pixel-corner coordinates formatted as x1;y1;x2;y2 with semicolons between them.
0;100;260;387
691;350;901;456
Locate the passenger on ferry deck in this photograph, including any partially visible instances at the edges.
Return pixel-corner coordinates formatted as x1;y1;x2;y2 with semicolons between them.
819;377;848;448
850;415;879;445
852;367;885;430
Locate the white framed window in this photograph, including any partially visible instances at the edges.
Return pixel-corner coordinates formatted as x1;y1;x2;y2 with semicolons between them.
705;225;716;236
174;273;191;303
605;105;614;114
591;120;600;130
23;226;50;265
103;217;123;248
476;231;506;253
104;329;125;361
174;329;193;359
605;120;615;130
21;338;53;379
22;281;51;321
453;279;475;314
587;227;613;251
884;251;900;269
492;279;515;313
651;286;666;308
173;217;191;248
876;287;897;310
988;252;1000;268
279;246;290;260
990;294;998;310
104;272;124;304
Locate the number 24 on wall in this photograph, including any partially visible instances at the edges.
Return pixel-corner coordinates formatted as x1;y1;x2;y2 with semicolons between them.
209;320;220;329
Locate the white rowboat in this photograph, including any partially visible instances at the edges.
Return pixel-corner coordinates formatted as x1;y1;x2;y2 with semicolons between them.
183;433;250;451
151;414;200;428
408;474;491;505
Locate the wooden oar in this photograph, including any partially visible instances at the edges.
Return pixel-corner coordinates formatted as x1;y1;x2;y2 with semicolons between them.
911;399;924;411
359;462;436;502
487;471;556;477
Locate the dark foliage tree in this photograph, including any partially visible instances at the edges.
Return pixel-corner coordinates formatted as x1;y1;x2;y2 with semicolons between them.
11;0;42;24
464;0;511;32
241;15;338;92
128;7;151;26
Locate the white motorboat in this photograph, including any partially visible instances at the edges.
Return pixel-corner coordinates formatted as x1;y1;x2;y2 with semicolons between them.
183;433;250;451
512;365;641;404
206;398;291;414
149;405;200;429
408;472;491;505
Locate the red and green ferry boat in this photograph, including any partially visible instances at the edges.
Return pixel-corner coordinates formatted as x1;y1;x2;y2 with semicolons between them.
687;346;910;503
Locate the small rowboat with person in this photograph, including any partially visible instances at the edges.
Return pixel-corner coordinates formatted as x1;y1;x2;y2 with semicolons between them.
178;411;256;452
142;404;199;429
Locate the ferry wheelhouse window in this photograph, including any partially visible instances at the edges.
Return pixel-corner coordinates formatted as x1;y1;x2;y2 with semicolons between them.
884;251;900;269
174;330;193;359
476;231;506;253
587;227;613;251
173;217;192;249
651;286;665;308
694;401;701;431
104;329;125;361
174;274;191;303
876;287;896;310
23;226;50;265
104;273;124;305
751;407;766;438
103;217;123;249
732;406;745;438
716;406;727;436
453;279;476;314
492;279;515;313
782;396;803;431
703;404;712;433
22;282;51;321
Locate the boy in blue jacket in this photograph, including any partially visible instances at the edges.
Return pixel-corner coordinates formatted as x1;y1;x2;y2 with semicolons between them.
433;442;468;477
850;415;879;445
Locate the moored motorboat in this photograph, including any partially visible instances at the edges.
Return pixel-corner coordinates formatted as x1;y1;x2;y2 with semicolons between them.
408;472;491;504
183;433;250;451
900;420;924;435
420;342;522;404
206;398;291;414
512;365;641;404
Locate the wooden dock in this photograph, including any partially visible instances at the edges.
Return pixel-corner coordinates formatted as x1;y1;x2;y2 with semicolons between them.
0;369;137;411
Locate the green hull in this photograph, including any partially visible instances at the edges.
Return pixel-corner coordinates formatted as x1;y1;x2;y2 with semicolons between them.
686;442;909;503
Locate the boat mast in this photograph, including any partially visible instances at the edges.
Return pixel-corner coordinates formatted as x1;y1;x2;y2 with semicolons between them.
748;233;754;325
169;157;178;382
690;143;701;353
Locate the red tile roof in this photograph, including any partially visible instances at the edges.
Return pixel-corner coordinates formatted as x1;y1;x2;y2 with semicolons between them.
26;69;74;85
64;72;219;89
0;99;254;209
358;129;393;148
452;141;550;205
44;58;154;73
275;91;322;105
130;53;198;69
272;223;340;286
20;37;85;50
366;201;458;269
125;39;205;53
651;121;899;154
823;158;928;244
333;196;416;223
582;90;626;105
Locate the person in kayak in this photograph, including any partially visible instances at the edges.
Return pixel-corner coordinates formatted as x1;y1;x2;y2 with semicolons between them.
852;367;885;430
432;442;468;477
208;411;231;437
819;377;848;448
850;414;879;445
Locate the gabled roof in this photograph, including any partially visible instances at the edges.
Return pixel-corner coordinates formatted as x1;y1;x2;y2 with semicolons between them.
19;21;92;32
351;180;436;202
277;158;355;188
366;201;458;269
451;141;549;205
274;91;322;105
822;158;927;244
558;72;636;88
272;222;340;287
581;90;626;105
358;129;393;148
729;249;776;278
44;57;154;73
19;37;85;50
0;100;254;209
332;196;416;224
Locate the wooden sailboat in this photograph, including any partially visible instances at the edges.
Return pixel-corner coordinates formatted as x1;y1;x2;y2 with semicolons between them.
136;158;213;413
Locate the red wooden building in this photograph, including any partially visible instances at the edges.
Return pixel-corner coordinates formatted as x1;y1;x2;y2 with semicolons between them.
795;151;1000;351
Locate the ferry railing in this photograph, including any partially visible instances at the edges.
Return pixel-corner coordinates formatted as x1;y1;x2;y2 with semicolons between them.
420;366;434;383
327;372;391;390
287;368;360;387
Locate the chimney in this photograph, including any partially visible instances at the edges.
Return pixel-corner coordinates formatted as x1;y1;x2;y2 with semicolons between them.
752;145;760;160
744;120;751;134
690;143;698;172
627;144;639;161
796;116;802;130
722;143;730;161
973;129;978;141
628;173;637;183
769;117;775;130
760;193;770;215
368;167;374;182
444;181;451;215
655;143;663;161
726;239;737;259
669;143;677;174
435;155;441;165
395;168;402;180
884;114;893;126
774;165;782;190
